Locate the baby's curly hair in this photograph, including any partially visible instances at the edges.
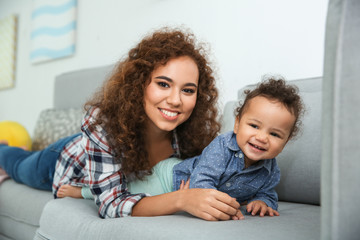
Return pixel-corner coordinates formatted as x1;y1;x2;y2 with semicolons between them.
235;77;304;139
85;27;220;179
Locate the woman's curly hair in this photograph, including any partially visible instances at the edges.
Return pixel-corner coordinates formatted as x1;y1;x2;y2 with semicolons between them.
85;27;220;179
235;77;305;139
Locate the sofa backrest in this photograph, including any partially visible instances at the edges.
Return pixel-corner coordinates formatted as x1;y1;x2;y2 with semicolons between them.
54;64;114;109
52;66;322;205
32;65;114;150
221;77;322;205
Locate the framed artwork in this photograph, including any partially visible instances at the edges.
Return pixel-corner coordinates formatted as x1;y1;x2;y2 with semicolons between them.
30;0;77;64
0;15;17;90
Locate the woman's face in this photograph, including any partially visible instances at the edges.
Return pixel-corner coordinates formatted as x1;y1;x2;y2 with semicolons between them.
144;56;199;134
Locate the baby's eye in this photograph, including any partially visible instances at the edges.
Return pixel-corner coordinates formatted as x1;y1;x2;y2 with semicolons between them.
158;82;169;88
270;132;280;138
250;124;258;129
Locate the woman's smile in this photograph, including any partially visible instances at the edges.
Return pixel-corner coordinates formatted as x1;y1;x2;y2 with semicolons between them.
159;108;180;120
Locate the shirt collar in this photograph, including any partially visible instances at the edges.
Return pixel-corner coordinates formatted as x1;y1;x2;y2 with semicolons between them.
228;131;273;173
228;131;241;151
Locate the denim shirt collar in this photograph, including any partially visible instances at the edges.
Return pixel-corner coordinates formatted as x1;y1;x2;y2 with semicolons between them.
227;131;273;173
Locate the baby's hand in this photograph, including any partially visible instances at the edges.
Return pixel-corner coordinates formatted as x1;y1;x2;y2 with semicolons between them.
246;200;279;217
179;179;190;190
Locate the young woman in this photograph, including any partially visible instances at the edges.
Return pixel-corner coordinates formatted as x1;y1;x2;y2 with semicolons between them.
0;28;240;221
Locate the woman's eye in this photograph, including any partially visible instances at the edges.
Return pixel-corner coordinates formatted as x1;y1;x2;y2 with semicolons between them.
158;82;169;88
183;88;195;94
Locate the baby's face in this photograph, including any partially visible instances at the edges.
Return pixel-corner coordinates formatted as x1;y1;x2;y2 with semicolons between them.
233;96;295;167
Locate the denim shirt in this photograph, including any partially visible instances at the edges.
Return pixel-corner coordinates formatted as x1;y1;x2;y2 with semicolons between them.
173;131;281;210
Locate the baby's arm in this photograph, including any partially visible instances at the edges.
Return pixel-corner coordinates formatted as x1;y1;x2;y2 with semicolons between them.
247;159;281;216
188;136;229;189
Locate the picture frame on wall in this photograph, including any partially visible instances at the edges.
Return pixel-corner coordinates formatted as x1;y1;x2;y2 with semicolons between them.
30;0;77;64
0;14;17;90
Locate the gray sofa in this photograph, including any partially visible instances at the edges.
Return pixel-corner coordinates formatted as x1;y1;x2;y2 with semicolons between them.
1;0;360;239
0;68;322;240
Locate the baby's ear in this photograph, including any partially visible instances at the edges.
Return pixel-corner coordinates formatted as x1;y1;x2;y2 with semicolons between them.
285;133;293;144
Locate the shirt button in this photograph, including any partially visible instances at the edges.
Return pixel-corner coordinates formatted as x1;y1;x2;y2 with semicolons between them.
226;182;231;187
239;153;243;158
235;153;239;158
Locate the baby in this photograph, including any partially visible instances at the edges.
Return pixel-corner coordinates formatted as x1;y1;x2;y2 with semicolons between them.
173;77;304;219
58;77;304;219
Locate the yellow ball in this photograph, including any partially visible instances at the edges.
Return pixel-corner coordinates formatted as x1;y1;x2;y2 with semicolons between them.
0;121;32;150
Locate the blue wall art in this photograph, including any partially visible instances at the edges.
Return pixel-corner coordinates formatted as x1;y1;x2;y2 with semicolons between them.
30;0;77;64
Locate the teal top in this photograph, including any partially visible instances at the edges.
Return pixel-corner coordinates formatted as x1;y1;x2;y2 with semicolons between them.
81;157;182;199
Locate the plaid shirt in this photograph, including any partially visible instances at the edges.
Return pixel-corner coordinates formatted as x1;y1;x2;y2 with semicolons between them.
53;107;180;218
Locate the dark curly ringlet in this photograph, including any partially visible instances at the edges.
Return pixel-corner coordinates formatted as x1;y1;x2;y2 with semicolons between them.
235;77;305;140
85;27;220;179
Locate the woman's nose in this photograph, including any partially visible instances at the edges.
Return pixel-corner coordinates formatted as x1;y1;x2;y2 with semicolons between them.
167;90;181;106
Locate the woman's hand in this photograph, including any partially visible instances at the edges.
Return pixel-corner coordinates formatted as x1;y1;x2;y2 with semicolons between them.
231;209;245;220
178;187;241;221
132;182;241;221
246;200;279;217
178;179;242;221
180;188;240;221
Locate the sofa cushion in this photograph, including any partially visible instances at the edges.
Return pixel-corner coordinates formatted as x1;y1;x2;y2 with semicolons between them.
54;65;113;109
0;180;53;240
220;100;237;133
32;108;84;151
276;86;321;205
35;198;320;240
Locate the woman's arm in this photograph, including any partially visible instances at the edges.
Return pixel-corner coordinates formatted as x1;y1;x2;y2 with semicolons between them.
132;188;240;221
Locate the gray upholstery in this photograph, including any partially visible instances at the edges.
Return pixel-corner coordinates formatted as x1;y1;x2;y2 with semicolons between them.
53;64;113;109
275;77;322;205
2;0;360;237
0;181;53;240
35;198;320;240
321;0;360;239
0;66;322;240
